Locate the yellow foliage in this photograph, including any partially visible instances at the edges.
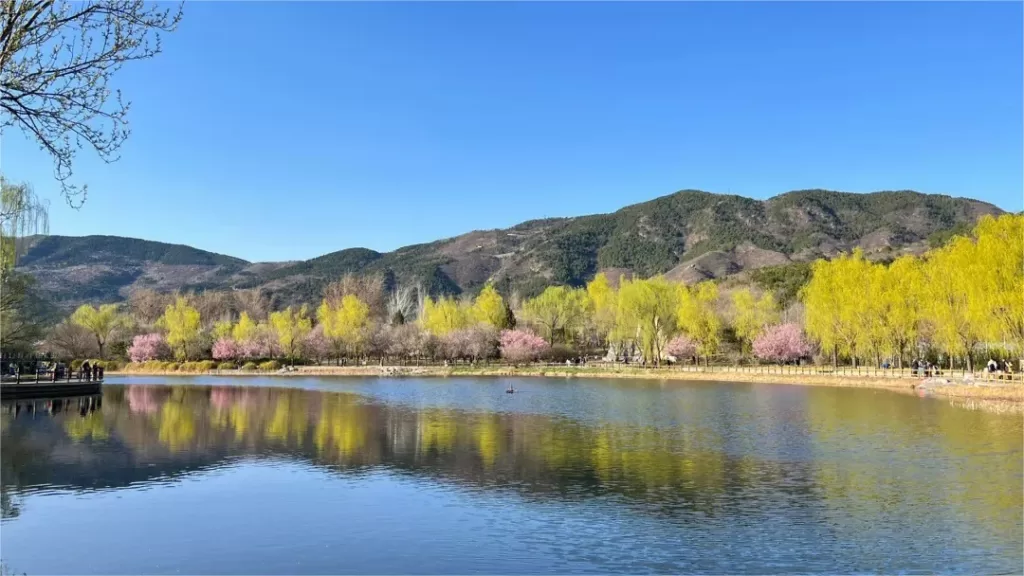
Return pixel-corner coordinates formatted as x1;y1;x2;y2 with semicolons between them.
318;295;371;354
70;303;126;358
615;276;680;365
731;288;778;352
471;284;508;329
212;319;233;340
269;305;312;359
231;312;258;342
158;297;202;360
420;295;470;336
586;272;618;343
522;285;586;343
677;281;721;363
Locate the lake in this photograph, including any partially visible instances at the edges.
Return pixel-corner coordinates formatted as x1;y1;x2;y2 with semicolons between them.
1;376;1021;574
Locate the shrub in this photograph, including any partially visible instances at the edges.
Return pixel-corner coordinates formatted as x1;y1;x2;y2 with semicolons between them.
258;360;281;371
70;359;84;371
240;361;258;371
196;360;217;371
165;362;180;371
177;362;200;373
217;361;236;370
102;360;124;371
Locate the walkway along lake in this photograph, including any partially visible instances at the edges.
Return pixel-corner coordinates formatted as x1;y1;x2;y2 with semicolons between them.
1;376;1021;574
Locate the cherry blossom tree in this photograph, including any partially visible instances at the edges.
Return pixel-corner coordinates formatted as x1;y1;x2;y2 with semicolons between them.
302;325;331;363
128;333;170;362
752;323;811;363
211;338;239;361
665;335;697;362
499;329;549;364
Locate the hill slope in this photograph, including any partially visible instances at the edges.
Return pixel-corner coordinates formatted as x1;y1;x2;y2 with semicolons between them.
16;189;1003;308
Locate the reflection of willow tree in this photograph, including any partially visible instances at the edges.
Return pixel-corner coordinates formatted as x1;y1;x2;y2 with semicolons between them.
314;394;367;458
4;384;1020;531
158;402;195;451
64;411;108;441
803;388;1022;552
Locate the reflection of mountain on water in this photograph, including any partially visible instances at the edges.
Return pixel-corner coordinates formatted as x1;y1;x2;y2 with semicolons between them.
2;384;816;518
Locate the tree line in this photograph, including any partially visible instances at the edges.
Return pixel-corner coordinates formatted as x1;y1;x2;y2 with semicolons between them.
22;214;1024;373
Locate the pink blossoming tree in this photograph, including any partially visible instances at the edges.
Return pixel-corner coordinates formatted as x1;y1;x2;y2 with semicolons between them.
302;325;332;363
211;338;240;360
665;335;697;361
128;333;170;363
752;323;811;363
499;329;549;364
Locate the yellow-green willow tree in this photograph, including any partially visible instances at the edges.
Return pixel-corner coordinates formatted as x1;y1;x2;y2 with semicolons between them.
614;277;679;366
923;236;989;371
471;284;510;329
159;297;202;360
974;214;1024;361
802;250;871;367
318;295;371;357
877;255;924;368
420;296;470;336
231;312;259;343
270;305;312;361
70;303;126;359
730;288;778;355
586;272;618;348
677;282;722;366
522;285;586;344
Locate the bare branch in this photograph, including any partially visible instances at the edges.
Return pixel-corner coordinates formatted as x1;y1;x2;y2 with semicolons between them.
0;0;182;205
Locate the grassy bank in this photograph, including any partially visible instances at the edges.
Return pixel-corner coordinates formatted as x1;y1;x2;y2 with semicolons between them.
109;363;1024;411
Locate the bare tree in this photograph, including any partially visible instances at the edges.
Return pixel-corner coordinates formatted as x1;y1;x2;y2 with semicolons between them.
233;288;272;322
43;319;98;358
386;284;417;325
323;273;387;319
189;290;235;327
126;288;171;326
0;0;183;204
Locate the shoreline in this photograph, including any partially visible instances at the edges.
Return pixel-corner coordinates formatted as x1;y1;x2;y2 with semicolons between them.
108;364;1024;411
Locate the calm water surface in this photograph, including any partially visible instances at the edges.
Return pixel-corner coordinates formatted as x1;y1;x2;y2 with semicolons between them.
1;376;1021;574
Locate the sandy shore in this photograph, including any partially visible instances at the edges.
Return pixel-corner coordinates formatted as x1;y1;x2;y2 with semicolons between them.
110;364;1023;411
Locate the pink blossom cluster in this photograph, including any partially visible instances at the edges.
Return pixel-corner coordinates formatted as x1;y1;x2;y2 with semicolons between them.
440;326;498;361
127;385;161;414
302;326;332;360
752;323;811;363
212;338;239;360
212;333;281;360
210;387;236;410
665;335;697;360
499;329;549;364
128;333;170;363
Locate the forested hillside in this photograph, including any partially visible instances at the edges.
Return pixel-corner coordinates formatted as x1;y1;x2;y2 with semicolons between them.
15;188;1003;308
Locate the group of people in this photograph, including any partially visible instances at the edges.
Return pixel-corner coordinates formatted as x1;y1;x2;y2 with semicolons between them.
910;359;939;377
985;358;1014;377
78;361;104;381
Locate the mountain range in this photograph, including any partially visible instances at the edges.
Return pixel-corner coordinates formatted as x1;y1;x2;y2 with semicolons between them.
15;188;1003;309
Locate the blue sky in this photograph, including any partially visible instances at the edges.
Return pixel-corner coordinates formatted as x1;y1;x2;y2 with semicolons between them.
3;2;1021;262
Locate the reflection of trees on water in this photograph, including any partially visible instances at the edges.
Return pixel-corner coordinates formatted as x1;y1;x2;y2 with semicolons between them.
1;383;1021;547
